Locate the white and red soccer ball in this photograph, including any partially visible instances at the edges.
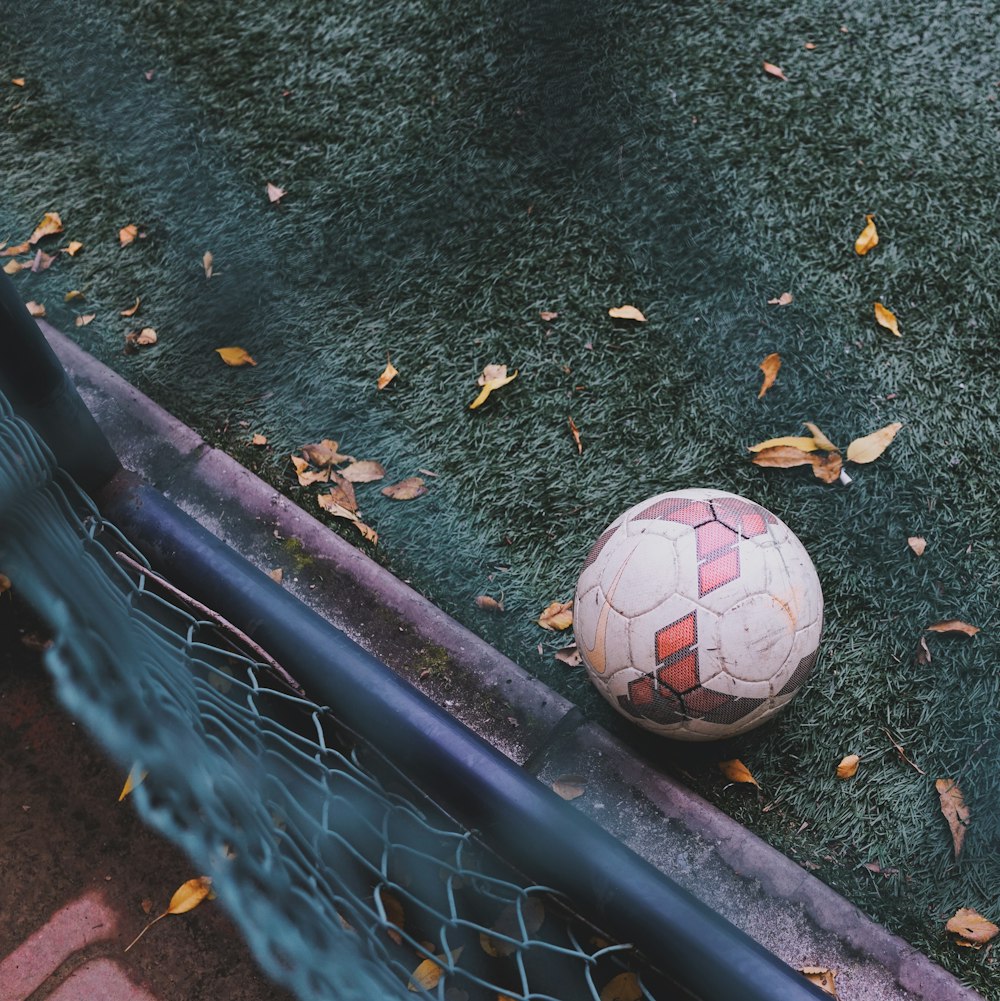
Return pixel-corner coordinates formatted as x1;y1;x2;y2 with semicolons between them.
574;489;823;741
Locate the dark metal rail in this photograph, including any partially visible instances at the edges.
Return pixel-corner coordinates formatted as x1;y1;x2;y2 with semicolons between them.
0;270;827;1001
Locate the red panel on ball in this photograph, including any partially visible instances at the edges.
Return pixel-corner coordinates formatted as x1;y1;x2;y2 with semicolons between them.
628;676;655;705
695;520;738;559
658;651;699;693
636;497;714;527
654;612;697;662
698;549;741;595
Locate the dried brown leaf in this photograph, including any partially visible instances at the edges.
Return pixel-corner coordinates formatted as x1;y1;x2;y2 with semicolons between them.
317;494;358;521
119;224;139;247
836;754;859;779
125;876;212;952
251;433;267;445
855;214;879;256
3;259;24;275
946;909;998;948
846;423;902;463
340;460;386;483
300;439;352;467
28;211;63;244
407;948;463;992
215;346;257;366
135;328;157;346
752;445;842;483
568;416;582;454
915;635;932;666
120;296;141;317
266;182;286;203
353;520;378;544
800;967;838;996
748;436;819;453
554;644;582;667
268;568;283;583
382;477;427;500
1;242;30;256
874;301;900;336
377;356;398;390
11;77;25;87
907;536;927;556
757;353;781;398
607;304;647;322
803;422;839;451
76;313;96;327
65;240;84;256
719;759;759;787
25;301;45;317
64;290;85;302
537;600;573;631
927;620;980;637
552;775;586;800
475;595;505;612
936;778;970;858
599;972;643;1001
290;455;330;486
763;61;787;80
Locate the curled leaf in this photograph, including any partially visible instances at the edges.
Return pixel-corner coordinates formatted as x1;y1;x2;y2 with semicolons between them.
1;242;30;256
120;297;141;317
552;775;586;801
382;477;427;500
135;328;157;346
927;620;980;637
751;445;842;483
803;422;839;451
757;353;781;399
946;908;998;948
31;249;56;272
855;215;878;255
64;290;85;302
748;436;818;453
846;422;902;463
76;314;96;327
317;494;359;521
907;536;926;556
119;224;138;247
340;460;386;483
470;366;518;409
719;759;759;787
568;416;582;454
874;301;900;336
936;778;970;858
215;346;257;366
762;61;787;80
836;754;859;779
28;211;63;244
267;182;286;203
607;304;647;322
377;356;398;390
915;635;932;666
301;439;351;467
538;600;573;631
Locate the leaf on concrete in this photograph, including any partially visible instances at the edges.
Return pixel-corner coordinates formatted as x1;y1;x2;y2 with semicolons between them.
836;754;860;779
377;355;398;390
381;477;427;500
552;775;586;800
936;778;970;859
719;759;759;787
854;214;878;256
946;908;998;948
927;620;980;637
537;600;573;631
607;304;646;322
340;460;386;483
874;301;900;336
215;346;257;366
119;224;138;247
120;297;141;317
846;423;902;463
907;536;927;556
268;568;283;583
757;353;781;398
800;967;838;996
125;876;212;952
118;764;147;801
28;211;63;244
762;61;787;80
600;972;643;1001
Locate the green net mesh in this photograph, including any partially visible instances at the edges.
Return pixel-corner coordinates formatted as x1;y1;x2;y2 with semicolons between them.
0;390;673;1001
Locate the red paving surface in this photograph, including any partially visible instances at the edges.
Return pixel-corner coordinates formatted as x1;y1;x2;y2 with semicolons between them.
0;599;296;1001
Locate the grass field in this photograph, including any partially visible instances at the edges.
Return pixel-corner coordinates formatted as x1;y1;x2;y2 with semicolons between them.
3;0;999;990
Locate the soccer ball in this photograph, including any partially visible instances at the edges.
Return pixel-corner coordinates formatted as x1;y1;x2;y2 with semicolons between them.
573;489;822;741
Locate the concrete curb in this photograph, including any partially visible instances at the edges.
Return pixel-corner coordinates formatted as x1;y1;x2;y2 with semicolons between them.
42;323;984;1001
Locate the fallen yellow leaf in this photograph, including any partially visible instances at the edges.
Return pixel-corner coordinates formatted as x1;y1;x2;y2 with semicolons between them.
552;775;586;800
377;355;398;390
936;778;970;859
751;445;843;484
767;292;793;305
803;421;839;451
836;754;859;779
119;224;139;247
748;436;819;453
118;764;147;801
28;211;63;245
927;620;980;637
907;536;927;556
874;301;900;336
381;477;427;500
538;600;573;631
568;416;582;454
757;353;781;399
124;877;212;952
64;290;85;302
215;346;257;366
946;908;998;948
290;455;330;486
800;967;838;996
340;460;386;483
1;242;30;256
120;296;141;317
855;214;878;255
607;304;647;322
353;521;378;544
203;251;213;278
763;61;787;80
470;366;518;409
65;240;84;256
2;259;23;275
479;898;544;958
266;182;286;203
719;759;759;787
600;972;643;1001
75;314;96;327
845;422;902;463
11;78;25;87
475;595;505;612
407;947;463;992
251;433;267;445
25;301;45;317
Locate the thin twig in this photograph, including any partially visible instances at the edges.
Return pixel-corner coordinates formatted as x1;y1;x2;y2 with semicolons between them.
114;550;305;698
881;727;926;775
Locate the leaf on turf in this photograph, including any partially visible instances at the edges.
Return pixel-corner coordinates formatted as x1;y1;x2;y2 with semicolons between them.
470;365;518;409
946;909;998;948
135;328;157;346
301;439;352;467
836;754;860;779
539;310;559;321
215;346;257;366
800;967;838;996
936;778;970;858
340;460;385;483
568;416;583;453
480;898;545;958
64;290;84;302
762;61;787;80
31;249;56;272
751;445;842;483
803;422;839;451
266;182;286;203
475;595;505;612
353;520;378;544
607;304;646;322
202;251;213;278
907;536;927;556
719;759;759;787
317;493;359;521
3;259;24;274
25;301;45;317
382;477;427;500
554;644;582;667
767;292;793;306
76;314;96;327
119;224;138;247
66;240;84;256
846;423;902;463
757;353;781;398
125;877;213;952
377;355;398;390
874;301;900;336
2;242;30;256
915;635;932;666
927;620;980;637
538;600;573;631
120;296;141;317
600;972;643;1001
28;211;63;244
407;948;463;992
854;214;879;255
11;78;25;87
552;775;586;800
290;455;330;486
748;436;819;453
118;764;147;801
251;433;267;445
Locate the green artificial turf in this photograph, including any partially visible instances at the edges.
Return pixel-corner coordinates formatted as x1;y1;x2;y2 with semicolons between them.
3;0;999;989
